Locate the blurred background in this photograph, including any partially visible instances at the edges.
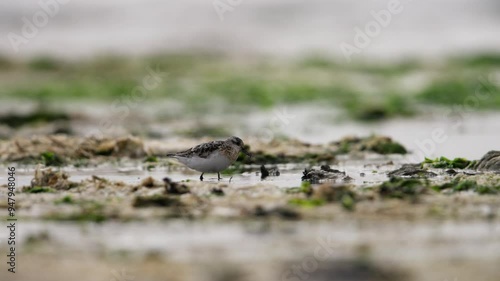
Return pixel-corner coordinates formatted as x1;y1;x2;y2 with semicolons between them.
1;0;500;59
0;0;499;158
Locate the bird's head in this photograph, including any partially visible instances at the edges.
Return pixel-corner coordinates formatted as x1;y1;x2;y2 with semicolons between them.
226;136;252;157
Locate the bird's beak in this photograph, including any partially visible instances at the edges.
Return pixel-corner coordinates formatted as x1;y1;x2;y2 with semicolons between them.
242;147;252;158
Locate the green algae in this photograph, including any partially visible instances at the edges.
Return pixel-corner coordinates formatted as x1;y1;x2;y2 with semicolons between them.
41;151;65;167
423;157;473;169
378;178;427;200
288;198;326;208
24;186;56;194
54;195;75;205
432;179;500;195
3;53;498;125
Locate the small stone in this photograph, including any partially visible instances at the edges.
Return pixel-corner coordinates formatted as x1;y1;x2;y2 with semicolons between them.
141;176;163;188
210;187;225;196
387;164;437;178
445;169;458;176
163;177;190;194
260;165;280;179
302;167;346;184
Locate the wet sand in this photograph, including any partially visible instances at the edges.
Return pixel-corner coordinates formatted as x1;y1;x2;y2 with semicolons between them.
1;149;499;281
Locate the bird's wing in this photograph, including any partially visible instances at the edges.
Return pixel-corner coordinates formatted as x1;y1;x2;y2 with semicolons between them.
168;140;224;159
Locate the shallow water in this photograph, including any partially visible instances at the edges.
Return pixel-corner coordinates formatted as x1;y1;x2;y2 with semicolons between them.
8;157;398;189
1;155;499;280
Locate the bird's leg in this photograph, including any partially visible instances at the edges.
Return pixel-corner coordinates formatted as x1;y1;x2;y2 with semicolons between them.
218;172;222;181
200;173;204;181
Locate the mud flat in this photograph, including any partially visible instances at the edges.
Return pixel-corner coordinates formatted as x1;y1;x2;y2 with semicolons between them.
0;134;499;281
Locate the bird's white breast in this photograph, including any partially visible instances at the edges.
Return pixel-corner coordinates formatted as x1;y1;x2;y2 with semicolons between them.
176;150;234;173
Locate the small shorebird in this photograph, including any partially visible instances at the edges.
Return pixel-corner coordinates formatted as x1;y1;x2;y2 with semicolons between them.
167;136;251;181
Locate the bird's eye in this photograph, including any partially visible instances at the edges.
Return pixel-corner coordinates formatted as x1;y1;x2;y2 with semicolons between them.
231;137;243;146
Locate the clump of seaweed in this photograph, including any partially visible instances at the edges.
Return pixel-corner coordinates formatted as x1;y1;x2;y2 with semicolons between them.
288;198;326;208
0;135;150;164
422;156;473;169
55;195;75;204
378;177;427;200
27;167;77;191
24;186;56;193
312;184;357;211
302;165;350;184
41;151;65;166
285;181;314;196
432;178;500;195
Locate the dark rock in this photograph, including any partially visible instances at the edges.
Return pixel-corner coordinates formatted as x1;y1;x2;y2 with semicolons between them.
445;169;458;176
387;164;437;178
321;165;343;173
141;176;163;188
343;175;355;183
302;167;346;184
163;177;190;194
260;165;280;179
475;150;500;171
210;187;225;196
